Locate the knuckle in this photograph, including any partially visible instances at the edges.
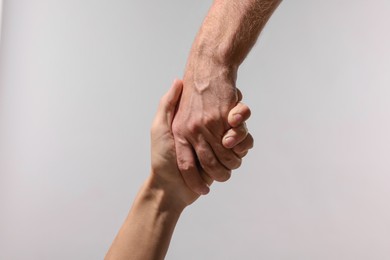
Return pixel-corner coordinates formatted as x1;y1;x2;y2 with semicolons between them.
177;158;195;173
198;149;218;171
171;121;181;135
197;149;232;182
212;145;239;169
187;120;202;134
203;158;218;171
202;113;222;130
239;151;248;158
230;158;242;170
180;163;194;173
238;103;251;120
237;124;248;137
222;153;241;169
233;140;253;156
203;115;218;129
243;104;251;118
233;145;246;155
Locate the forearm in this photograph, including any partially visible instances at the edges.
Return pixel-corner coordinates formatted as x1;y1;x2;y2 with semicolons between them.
185;0;281;88
105;175;184;260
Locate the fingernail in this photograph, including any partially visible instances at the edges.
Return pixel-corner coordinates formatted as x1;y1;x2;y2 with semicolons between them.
224;136;235;148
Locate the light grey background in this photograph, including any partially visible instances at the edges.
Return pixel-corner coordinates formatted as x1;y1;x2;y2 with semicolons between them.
1;1;390;259
0;0;3;40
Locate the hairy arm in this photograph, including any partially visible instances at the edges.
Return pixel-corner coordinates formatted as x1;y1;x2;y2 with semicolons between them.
189;0;281;71
172;0;281;195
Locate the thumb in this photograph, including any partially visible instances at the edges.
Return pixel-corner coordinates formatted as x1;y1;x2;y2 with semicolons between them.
157;79;183;126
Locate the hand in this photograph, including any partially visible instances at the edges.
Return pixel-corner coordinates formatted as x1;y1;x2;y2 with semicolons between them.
171;64;243;195
151;79;253;207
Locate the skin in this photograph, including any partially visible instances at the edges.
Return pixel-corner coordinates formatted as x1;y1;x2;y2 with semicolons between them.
105;79;254;260
172;0;282;195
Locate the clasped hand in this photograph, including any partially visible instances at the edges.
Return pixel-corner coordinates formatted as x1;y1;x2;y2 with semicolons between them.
151;79;253;207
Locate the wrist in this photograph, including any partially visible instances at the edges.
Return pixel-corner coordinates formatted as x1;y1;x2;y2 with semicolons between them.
184;53;237;94
143;173;188;214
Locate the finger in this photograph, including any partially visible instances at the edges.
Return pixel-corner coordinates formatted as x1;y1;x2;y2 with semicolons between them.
175;137;210;195
207;135;242;170
222;122;248;149
157;79;183;125
200;169;213;187
233;133;254;157
193;137;232;182
227;102;251;128
237;88;243;102
237;150;248;158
